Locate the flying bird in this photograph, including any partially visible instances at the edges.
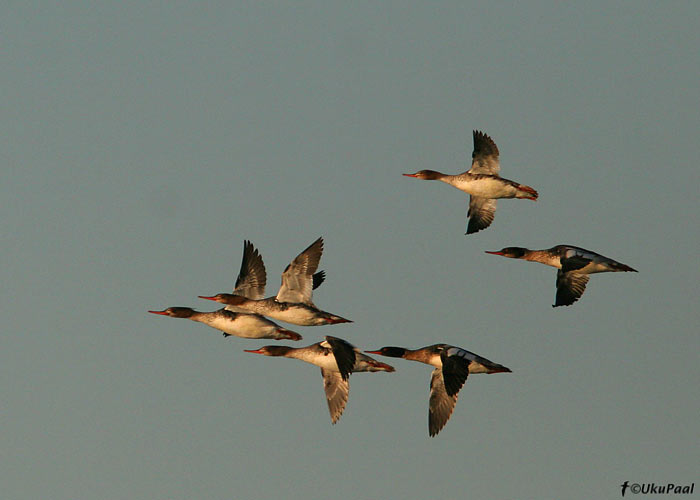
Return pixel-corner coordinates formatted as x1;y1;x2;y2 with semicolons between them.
485;245;638;307
403;130;538;234
366;344;511;437
245;336;394;424
147;307;302;340
199;238;351;326
148;241;306;340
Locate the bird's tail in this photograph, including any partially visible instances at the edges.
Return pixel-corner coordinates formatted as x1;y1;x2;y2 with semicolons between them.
277;328;303;341
488;365;512;374
326;315;353;324
610;262;638;273
516;184;538;200
364;360;395;372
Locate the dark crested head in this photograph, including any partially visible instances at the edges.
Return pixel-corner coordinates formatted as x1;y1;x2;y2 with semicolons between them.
485;247;528;259
244;346;293;356
198;293;244;305
365;346;407;358
148;307;196;318
402;170;442;181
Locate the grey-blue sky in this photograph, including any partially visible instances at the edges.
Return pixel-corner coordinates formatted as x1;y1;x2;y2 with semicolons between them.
2;2;698;499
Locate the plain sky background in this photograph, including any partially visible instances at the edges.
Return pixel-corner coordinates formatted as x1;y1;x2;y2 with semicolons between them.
2;2;698;499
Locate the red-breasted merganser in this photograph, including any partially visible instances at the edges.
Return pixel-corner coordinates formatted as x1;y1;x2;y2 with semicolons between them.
245;336;394;424
403;130;538;234
365;344;511;437
148;307;302;340
222;239;325;309
485;245;638;307
199;238;351;326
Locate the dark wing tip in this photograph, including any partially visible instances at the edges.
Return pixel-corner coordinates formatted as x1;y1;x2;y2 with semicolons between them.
308;236;324;256
235;240;267;296
472;130;499;157
466;217;492;234
553;293;578;307
555;271;589;307
312;270;326;290
466;197;496;234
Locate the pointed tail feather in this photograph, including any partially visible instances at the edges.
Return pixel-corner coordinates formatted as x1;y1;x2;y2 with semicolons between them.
516;184;538;200
326;316;352;324
488;366;512;374
612;262;638;272
365;360;395;372
278;328;302;341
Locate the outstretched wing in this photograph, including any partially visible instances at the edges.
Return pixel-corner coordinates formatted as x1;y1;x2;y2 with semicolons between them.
468;130;500;175
312;270;326;290
440;347;471;397
554;270;590;307
466;197;498;234
233;240;267;300
428;368;460;437
276;237;324;304
321;369;350;424
324;336;356;381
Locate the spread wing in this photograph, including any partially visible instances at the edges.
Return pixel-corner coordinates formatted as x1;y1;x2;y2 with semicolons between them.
233;240;266;300
276;237;324;304
440;347;471;397
468;130;500;175
428;368;460;437
321;369;350;424
324;336;356;381
466;197;498;234
312;270;326;290
554;270;590;307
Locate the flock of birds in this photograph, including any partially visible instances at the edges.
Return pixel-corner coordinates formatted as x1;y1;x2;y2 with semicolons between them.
149;130;637;437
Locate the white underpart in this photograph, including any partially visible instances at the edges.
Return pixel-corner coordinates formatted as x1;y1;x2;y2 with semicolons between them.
195;313;277;338
289;348;340;371
443;176;519;198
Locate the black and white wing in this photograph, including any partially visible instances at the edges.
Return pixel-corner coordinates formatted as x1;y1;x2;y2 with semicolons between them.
560;249;593;273
440;347;472;397
428;368;460;437
324;336;356;381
